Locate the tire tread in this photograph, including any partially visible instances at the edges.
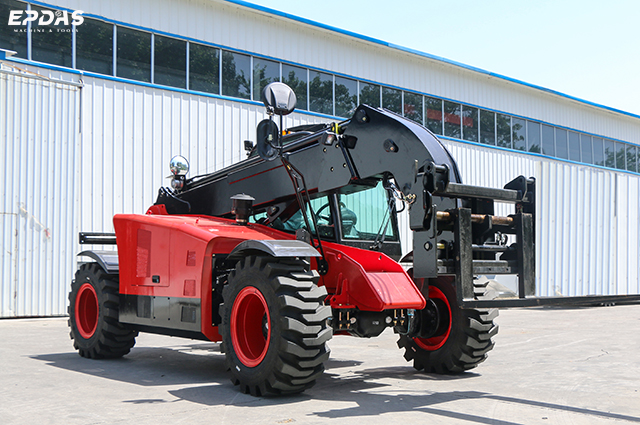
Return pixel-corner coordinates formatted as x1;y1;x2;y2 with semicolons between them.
222;256;331;396
68;263;137;359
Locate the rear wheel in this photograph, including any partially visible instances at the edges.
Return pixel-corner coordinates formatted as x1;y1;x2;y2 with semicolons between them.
397;276;498;373
221;256;331;396
68;263;137;359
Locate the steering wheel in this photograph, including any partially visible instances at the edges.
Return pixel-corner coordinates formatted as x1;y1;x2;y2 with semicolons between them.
316;203;331;223
315;201;348;223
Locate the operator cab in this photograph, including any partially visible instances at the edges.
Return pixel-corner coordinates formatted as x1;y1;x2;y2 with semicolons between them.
250;178;403;259
248;81;402;258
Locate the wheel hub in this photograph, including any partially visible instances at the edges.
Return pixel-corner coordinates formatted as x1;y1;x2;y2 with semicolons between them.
75;283;99;339
415;286;452;351
230;286;271;367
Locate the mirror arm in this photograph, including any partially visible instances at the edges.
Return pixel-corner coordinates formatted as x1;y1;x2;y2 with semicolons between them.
280;154;327;265
278;114;284;153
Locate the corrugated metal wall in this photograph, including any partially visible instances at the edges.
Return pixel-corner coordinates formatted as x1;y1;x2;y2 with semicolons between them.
1;64;638;318
77;74;326;236
1;66;326;317
2;0;639;315
1;70;80;317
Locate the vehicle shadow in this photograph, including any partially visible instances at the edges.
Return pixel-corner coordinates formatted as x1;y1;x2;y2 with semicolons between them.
32;344;640;424
32;343;228;387
31;342;364;389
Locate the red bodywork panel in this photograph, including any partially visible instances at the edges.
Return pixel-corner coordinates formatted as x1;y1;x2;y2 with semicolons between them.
113;213;425;341
316;245;426;311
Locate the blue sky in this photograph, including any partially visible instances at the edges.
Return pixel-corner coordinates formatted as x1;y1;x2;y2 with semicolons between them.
243;0;640;116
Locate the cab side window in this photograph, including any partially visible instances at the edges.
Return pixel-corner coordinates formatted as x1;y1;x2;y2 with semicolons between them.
339;182;398;241
253;195;336;240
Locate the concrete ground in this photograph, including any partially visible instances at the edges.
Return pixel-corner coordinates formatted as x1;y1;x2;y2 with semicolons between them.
1;305;639;425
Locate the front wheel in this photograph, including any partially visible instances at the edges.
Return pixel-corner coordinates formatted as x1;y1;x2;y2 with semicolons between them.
68;263;137;359
221;256;332;396
397;276;498;373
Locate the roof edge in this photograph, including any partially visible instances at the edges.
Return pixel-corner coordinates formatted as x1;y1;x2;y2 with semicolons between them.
223;0;640;122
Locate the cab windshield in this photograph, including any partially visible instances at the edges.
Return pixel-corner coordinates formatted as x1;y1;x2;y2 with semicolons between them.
254;180;399;244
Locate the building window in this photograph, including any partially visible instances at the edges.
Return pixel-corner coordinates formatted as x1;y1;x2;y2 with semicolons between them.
425;97;443;135
580;134;592;164
592;138;604;166
222;50;250;99
603;139;615;168
512;118;526;151
359;82;380;108
627;145;637;172
282;64;307;110
461;105;478;142
555;128;568;159
479;110;495;145
189;43;219;94
0;0;27;58
253;57;279;101
116;26;151;82
335;76;357;117
615;142;626;170
31;5;72;67
382;87;401;114
403;92;423;124
527;121;541;153
568;131;580;162
154;35;186;88
443;101;461;139
76;18;113;75
541;124;555;156
309;70;333;115
496;114;511;148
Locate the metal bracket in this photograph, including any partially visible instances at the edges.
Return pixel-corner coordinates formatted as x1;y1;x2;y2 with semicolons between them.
454;208;474;304
79;232;116;245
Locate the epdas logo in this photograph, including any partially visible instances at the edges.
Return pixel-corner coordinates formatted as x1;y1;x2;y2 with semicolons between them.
8;9;84;26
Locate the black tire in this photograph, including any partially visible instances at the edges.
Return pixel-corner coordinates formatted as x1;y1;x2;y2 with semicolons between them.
221;256;331;396
68;263;137;359
397;276;498;374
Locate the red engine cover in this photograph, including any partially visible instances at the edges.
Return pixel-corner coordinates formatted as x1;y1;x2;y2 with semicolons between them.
113;213;425;340
113;214;291;341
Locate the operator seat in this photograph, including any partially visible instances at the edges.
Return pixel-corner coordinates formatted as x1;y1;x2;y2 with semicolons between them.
340;205;358;237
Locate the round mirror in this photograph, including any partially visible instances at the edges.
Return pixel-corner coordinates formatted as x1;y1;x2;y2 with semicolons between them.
262;82;296;116
256;119;280;161
169;155;190;176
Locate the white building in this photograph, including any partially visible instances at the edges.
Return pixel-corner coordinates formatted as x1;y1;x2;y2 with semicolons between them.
1;0;638;317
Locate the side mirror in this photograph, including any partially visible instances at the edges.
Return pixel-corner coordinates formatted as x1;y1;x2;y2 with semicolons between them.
169;155;189;176
256;119;280;161
262;82;296;116
169;155;189;191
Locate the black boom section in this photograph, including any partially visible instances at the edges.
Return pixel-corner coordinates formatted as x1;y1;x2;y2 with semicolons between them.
343;105;462;191
157;105;462;218
164;128;352;216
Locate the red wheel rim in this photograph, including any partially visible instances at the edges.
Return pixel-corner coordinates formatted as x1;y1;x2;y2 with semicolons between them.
415;286;452;351
230;286;271;367
75;283;99;339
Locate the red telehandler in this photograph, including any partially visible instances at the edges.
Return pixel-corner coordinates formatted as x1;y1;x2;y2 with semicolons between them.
69;83;640;396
